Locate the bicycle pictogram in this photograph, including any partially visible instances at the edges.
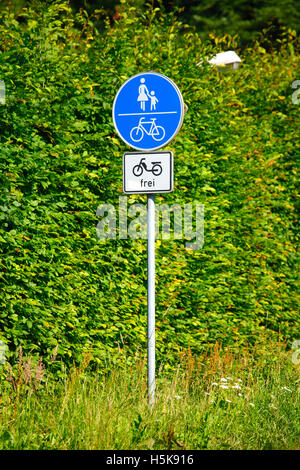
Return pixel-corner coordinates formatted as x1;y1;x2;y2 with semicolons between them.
130;117;165;143
132;158;163;177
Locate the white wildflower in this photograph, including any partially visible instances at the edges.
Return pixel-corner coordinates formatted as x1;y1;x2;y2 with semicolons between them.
232;383;242;390
281;387;292;392
269;403;277;409
220;378;227;382
175;395;182;399
220;384;229;389
211;382;218;386
225;399;232;403
249;402;255;407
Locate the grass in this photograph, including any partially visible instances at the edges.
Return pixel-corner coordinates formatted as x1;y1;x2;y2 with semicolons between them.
0;339;299;450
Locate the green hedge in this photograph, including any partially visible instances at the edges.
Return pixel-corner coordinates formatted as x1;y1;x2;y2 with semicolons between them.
0;1;299;370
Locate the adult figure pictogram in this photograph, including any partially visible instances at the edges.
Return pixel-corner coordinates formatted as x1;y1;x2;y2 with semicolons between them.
137;78;150;111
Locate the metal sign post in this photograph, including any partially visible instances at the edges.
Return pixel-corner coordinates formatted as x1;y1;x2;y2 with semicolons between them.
112;71;184;407
147;193;156;407
123;151;173;407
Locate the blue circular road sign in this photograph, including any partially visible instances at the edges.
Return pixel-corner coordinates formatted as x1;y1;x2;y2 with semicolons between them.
112;71;184;151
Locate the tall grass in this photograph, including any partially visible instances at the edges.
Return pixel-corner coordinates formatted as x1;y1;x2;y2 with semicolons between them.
0;339;299;450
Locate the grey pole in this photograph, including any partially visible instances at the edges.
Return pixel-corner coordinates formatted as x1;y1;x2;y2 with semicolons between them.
147;194;155;407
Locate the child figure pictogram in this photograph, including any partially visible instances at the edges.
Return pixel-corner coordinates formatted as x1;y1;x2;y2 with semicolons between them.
149;91;158;111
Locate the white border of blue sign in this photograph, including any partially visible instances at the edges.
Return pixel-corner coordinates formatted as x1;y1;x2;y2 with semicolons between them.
112;71;184;151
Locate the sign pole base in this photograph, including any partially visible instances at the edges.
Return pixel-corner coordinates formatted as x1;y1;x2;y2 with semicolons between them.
147;194;155;408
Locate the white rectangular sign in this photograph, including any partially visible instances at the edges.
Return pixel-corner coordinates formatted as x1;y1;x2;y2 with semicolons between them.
123;151;173;194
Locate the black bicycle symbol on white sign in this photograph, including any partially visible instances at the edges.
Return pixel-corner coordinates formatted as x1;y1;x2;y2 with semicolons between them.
132;158;163;177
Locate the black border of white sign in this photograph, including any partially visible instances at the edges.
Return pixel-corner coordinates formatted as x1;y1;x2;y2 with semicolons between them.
123;151;173;194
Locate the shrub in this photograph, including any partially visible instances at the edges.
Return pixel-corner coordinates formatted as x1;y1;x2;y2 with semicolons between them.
0;1;299;370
